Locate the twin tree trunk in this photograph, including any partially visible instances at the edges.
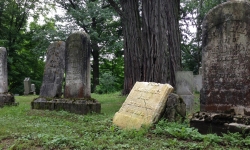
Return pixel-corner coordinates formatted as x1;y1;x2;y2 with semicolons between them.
119;0;181;95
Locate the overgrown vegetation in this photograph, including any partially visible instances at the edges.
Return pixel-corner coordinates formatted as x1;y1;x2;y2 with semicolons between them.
0;93;249;149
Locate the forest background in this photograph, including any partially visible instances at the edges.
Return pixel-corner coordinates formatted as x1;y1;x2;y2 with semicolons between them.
0;0;229;95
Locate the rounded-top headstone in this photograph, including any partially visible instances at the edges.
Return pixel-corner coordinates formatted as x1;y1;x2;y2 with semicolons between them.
64;31;91;98
0;47;8;93
40;41;66;98
201;0;250;113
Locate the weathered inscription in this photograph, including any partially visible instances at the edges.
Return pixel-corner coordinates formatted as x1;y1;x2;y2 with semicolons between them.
39;41;65;98
64;32;91;98
201;0;250;112
113;82;173;129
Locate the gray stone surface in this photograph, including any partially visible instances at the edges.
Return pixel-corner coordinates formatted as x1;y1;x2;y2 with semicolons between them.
40;41;65;98
23;77;31;95
31;84;35;92
0;47;8;93
201;0;250;113
31;98;101;115
180;95;194;113
0;93;15;107
64;32;91;98
163;93;186;122
176;71;194;95
194;75;202;92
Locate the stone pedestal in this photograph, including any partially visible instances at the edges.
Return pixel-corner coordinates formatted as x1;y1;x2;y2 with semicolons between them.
191;112;250;135
31;98;101;115
0;93;16;107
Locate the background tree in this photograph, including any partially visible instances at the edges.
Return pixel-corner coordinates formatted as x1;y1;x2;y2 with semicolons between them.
0;0;59;94
180;0;227;74
108;0;181;94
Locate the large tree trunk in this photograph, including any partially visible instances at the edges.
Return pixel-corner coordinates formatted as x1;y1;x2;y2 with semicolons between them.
165;0;181;87
120;0;142;95
141;0;169;83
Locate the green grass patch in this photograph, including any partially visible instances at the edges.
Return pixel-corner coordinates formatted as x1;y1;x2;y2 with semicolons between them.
0;92;249;149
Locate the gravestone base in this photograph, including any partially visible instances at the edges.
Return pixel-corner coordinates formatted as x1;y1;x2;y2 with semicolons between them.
0;93;17;107
31;97;101;115
190;112;250;136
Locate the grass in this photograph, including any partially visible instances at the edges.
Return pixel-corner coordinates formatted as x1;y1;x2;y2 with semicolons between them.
0;92;249;149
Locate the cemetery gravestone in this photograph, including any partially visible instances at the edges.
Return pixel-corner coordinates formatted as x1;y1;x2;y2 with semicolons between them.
194;75;202;92
32;33;101;115
31;84;36;95
23;77;31;95
64;32;91;98
40;41;65;98
176;71;194;112
0;47;15;107
200;0;250;113
113;82;173;129
0;47;8;93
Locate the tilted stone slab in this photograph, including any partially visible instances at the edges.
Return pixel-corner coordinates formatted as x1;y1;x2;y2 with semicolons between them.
40;41;65;98
113;82;173;129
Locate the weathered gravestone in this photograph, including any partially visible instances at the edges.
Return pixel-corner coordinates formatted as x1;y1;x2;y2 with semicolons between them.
0;47;15;107
200;0;250;113
113;82;173;129
31;84;36;95
0;47;8;94
194;75;202;92
32;33;100;115
39;41;65;98
23;77;31;95
191;0;250;135
176;71;194;113
64;32;91;98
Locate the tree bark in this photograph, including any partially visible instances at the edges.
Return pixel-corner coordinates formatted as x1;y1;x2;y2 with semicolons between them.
141;0;169;83
120;0;142;95
165;0;181;87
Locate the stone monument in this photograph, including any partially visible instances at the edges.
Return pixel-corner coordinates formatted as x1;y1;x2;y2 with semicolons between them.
113;82;173;129
191;0;250;135
32;33;100;115
64;32;91;98
200;0;250;113
176;71;194;113
0;47;15;107
39;41;65;98
23;77;31;95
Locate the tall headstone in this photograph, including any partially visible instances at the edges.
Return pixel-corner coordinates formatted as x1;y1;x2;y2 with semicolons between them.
0;47;8;93
0;47;15;107
176;71;194;112
40;41;65;98
113;82;173;129
64;32;91;98
201;0;250;113
23;77;31;95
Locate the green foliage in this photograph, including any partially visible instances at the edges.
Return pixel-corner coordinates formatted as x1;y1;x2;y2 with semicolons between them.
95;72;121;94
180;0;227;74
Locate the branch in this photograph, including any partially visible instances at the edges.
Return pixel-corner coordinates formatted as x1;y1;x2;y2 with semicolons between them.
106;0;123;17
